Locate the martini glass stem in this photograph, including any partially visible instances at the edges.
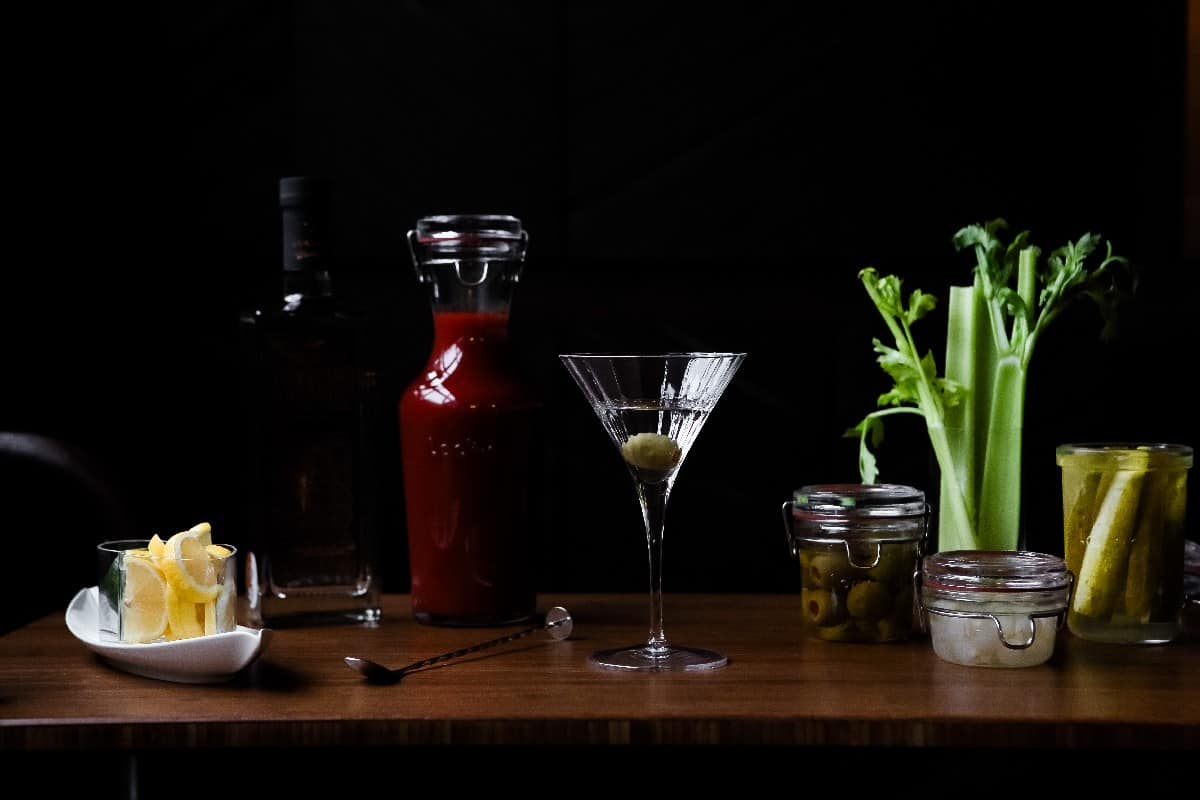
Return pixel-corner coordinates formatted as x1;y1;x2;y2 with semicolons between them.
637;478;671;654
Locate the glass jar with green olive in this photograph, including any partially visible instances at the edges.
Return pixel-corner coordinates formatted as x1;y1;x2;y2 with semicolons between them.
782;484;928;642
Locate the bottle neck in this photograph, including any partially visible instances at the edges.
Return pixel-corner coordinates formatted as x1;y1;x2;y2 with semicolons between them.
281;269;333;311
280;194;333;307
407;218;526;316
431;311;511;350
417;258;520;315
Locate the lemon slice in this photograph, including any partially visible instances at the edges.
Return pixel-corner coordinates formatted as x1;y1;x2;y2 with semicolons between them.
200;584;237;636
160;527;220;602
189;522;213;547
165;589;205;640
121;556;168;643
203;599;217;636
205;544;236;633
148;534;166;559
215;581;237;632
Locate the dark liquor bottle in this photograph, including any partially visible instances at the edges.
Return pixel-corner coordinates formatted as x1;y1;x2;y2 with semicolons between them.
239;176;382;626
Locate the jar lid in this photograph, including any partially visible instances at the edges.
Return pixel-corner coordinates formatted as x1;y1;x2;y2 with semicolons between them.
408;214;528;286
922;550;1070;592
1055;443;1192;470
413;214;525;254
792;483;927;519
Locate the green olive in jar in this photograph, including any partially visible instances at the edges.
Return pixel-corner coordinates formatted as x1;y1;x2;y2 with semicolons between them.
814;619;857;642
875;614;909;642
846;580;891;621
798;550;816;589
805;551;855;589
801;588;845;626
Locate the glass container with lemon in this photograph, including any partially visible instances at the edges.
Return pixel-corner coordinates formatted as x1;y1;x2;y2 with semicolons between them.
97;523;238;643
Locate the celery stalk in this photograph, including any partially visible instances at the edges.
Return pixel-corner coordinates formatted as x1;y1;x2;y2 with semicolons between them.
1011;249;1038;349
849;221;1132;555
969;271;996;528
938;285;978;552
976;354;1026;550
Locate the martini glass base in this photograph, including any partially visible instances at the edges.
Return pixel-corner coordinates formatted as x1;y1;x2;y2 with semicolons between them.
589;644;728;672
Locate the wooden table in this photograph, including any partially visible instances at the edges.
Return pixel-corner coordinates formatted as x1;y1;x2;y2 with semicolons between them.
3;594;1197;791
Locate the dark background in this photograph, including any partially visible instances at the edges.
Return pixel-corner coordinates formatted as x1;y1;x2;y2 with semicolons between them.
3;2;1195;631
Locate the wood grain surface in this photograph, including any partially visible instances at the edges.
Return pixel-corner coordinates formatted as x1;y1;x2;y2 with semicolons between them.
2;594;1197;751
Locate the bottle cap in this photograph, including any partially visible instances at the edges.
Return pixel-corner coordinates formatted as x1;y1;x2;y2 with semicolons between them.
279;176;331;208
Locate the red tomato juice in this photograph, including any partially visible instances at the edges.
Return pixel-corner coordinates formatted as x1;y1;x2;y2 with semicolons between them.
399;311;539;625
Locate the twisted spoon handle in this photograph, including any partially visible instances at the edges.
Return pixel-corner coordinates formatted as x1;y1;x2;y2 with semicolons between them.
397;608;572;675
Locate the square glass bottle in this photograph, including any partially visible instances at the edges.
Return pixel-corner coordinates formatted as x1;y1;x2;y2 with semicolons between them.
239;176;382;626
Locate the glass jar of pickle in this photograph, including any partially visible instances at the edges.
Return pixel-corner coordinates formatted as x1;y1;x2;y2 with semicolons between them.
1056;443;1192;644
781;483;928;642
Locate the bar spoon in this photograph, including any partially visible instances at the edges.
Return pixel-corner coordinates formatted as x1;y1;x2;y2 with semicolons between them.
344;606;573;684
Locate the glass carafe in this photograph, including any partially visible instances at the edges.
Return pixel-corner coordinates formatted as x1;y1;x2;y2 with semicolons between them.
400;214;539;625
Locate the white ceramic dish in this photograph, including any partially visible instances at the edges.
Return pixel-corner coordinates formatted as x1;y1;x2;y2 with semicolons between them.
66;586;272;683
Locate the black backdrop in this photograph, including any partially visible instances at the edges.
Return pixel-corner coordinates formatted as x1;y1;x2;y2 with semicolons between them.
3;2;1194;628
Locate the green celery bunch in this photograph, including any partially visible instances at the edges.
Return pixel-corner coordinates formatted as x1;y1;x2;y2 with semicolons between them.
847;219;1133;551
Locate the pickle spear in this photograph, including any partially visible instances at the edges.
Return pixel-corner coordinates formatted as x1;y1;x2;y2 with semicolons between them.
1063;470;1103;579
1122;471;1166;622
1157;470;1189;614
1073;449;1150;619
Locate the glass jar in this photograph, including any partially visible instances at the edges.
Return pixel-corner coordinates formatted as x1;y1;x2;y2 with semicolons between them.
782;483;928;642
920;551;1070;668
400;214;541;626
1056;443;1192;644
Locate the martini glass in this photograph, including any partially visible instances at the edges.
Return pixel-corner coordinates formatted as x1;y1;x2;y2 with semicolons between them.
559;352;745;671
